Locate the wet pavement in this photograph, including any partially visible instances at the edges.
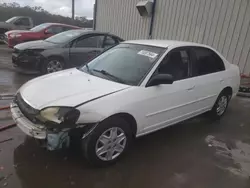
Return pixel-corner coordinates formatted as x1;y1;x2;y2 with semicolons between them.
1;45;250;188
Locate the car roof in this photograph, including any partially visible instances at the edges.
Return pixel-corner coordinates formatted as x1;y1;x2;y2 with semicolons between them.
54;30;123;43
15;16;31;18
70;30;123;39
124;40;210;49
43;23;80;28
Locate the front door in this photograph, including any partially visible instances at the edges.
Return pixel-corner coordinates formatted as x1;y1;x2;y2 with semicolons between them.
14;18;31;30
139;48;199;134
69;35;104;66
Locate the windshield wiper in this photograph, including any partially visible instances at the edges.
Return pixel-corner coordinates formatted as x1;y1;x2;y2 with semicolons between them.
92;69;126;84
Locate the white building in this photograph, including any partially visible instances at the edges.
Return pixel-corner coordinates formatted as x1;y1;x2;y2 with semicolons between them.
95;0;250;74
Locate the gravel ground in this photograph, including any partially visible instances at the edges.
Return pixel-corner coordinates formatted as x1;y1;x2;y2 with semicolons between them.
0;44;250;188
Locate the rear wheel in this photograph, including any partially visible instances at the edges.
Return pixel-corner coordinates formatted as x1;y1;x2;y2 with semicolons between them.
82;117;132;166
41;57;64;74
210;92;230;119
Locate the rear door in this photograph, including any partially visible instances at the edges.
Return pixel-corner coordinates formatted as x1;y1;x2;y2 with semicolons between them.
69;34;105;66
190;47;226;110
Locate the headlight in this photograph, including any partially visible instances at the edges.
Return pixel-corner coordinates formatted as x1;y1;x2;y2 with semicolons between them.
9;33;22;39
37;107;80;125
25;49;44;56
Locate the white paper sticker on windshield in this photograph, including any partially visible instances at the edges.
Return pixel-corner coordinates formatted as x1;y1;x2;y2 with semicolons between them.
138;50;158;59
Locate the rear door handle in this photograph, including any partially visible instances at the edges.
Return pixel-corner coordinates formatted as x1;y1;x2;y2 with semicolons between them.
220;79;224;83
187;86;195;91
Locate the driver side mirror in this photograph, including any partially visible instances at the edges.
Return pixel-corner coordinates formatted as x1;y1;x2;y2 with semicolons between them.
147;74;174;87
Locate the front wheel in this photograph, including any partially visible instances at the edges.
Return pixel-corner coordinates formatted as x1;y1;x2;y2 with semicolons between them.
82;117;132;166
41;57;64;74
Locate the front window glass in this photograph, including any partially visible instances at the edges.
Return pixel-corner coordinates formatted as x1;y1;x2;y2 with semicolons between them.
45;30;83;44
74;36;104;48
46;26;64;34
158;49;191;81
17;18;29;26
80;44;165;86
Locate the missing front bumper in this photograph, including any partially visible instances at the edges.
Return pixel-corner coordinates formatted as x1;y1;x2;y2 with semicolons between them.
11;102;100;151
10;102;46;139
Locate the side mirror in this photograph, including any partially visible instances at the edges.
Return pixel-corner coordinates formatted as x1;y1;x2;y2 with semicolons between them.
147;74;174;87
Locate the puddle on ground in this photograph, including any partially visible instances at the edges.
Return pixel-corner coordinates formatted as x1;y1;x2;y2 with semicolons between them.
205;135;250;179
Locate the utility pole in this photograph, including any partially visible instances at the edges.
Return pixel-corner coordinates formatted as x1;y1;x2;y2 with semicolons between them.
72;0;75;19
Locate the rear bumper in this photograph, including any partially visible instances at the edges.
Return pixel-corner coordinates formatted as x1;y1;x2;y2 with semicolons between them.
10;102;46;139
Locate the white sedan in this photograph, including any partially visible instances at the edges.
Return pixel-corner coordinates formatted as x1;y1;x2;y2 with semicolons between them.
11;40;240;166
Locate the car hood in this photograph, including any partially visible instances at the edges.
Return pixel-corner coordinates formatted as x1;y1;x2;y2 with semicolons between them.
15;40;57;50
0;22;12;29
19;68;130;109
5;30;33;35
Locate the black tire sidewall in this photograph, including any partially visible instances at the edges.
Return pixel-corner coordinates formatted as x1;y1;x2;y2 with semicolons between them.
41;57;64;74
82;117;132;166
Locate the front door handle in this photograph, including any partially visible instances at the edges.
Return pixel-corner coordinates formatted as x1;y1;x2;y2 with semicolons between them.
187;86;195;91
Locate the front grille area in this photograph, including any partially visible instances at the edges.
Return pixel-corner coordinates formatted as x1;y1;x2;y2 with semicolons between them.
15;93;39;122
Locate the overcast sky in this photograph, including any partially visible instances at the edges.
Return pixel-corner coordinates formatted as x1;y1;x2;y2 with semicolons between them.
1;0;95;18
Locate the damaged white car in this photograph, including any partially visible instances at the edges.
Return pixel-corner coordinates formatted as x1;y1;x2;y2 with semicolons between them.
11;40;240;166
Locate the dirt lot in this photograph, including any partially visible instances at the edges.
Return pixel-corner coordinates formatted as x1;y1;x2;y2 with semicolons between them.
0;44;250;188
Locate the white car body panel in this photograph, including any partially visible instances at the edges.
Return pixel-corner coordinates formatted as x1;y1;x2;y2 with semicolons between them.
19;69;129;109
14;40;240;138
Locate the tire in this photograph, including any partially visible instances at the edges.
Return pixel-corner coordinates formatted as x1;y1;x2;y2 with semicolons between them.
209;92;230;120
41;57;64;74
82;117;133;167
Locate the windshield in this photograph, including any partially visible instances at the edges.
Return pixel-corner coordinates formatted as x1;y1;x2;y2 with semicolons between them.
30;23;51;32
5;17;17;23
45;30;83;44
80;43;165;86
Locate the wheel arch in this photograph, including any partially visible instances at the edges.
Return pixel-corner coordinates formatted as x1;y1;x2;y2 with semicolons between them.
104;113;138;138
39;55;65;69
47;55;65;62
221;86;233;97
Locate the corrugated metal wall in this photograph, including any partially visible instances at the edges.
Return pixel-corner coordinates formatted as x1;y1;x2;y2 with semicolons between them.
96;0;250;74
96;0;151;39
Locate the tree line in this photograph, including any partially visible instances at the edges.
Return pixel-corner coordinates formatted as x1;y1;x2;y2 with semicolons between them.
0;2;93;28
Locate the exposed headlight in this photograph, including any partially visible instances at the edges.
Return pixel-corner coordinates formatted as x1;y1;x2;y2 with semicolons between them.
37;107;80;125
9;33;22;39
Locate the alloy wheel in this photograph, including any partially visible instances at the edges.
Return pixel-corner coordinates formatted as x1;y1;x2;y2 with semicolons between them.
216;96;228;116
47;60;63;73
95;127;127;161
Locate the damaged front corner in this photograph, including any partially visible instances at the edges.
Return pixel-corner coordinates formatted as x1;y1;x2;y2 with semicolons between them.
81;122;99;140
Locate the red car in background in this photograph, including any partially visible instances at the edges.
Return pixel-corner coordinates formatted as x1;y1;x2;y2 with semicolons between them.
4;23;80;48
